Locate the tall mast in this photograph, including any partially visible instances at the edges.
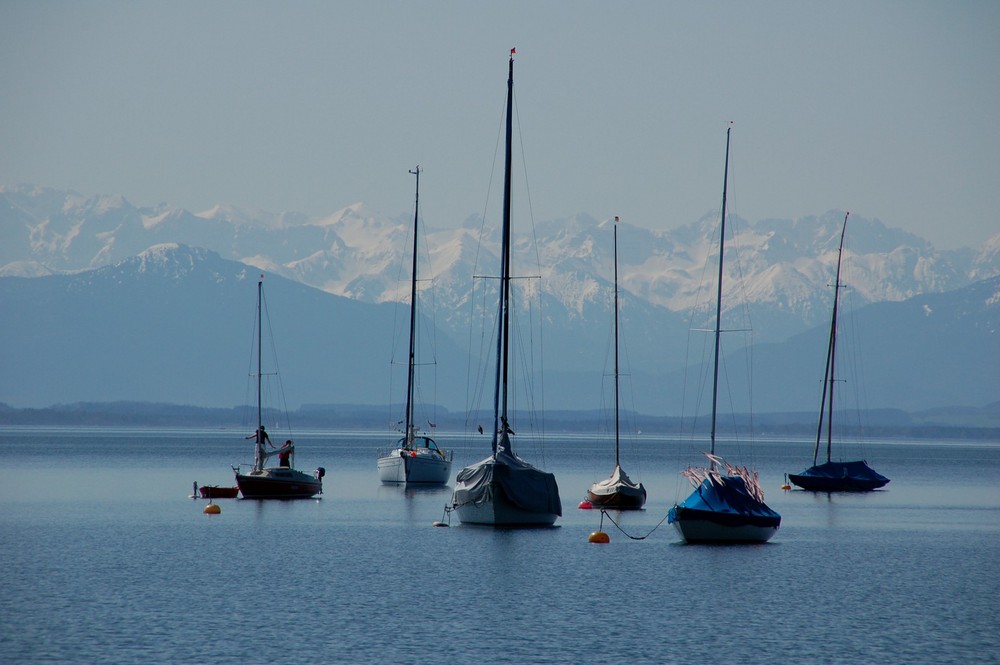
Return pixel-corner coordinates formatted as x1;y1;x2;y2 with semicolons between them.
255;277;264;471
709;126;732;464
492;50;515;453
404;166;421;448
613;217;621;467
814;212;849;464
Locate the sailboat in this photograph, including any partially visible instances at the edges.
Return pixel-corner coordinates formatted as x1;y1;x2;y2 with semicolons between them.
377;166;453;484
586;218;646;509
449;50;562;526
233;278;324;499
667;127;781;543
788;213;890;491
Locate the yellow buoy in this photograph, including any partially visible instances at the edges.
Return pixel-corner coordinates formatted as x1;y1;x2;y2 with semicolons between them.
588;530;610;544
204;503;221;515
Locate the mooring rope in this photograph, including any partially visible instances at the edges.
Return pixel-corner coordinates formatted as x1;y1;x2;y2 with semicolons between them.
599;508;671;541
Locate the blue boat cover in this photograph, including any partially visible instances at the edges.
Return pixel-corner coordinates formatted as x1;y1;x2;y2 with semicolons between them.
669;475;781;527
789;460;889;491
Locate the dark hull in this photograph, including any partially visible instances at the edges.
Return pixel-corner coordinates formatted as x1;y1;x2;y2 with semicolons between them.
788;461;890;492
788;474;889;492
235;471;322;499
199;486;240;499
669;505;780;543
587;489;646;510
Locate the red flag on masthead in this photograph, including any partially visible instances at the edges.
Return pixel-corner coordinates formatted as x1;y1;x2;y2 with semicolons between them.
510;47;516;55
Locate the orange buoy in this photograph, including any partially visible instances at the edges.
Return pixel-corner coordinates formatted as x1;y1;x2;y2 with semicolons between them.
781;483;792;491
203;503;221;515
588;530;610;543
578;500;593;510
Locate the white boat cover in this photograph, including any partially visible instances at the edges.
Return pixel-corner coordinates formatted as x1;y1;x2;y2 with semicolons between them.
454;446;562;517
589;464;642;495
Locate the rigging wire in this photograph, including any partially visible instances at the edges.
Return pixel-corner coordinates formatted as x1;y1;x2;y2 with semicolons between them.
260;287;294;438
511;81;549;467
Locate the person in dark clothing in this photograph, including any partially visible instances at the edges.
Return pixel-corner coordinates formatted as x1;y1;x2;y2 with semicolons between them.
246;425;272;447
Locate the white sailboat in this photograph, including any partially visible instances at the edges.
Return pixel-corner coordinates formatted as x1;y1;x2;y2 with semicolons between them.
586;218;646;509
377;166;453;484
667;127;780;543
449;50;562;526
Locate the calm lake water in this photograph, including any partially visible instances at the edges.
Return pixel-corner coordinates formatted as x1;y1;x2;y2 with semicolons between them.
1;427;998;664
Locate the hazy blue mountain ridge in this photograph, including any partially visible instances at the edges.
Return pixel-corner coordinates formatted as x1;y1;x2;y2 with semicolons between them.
1;243;996;414
0;244;470;413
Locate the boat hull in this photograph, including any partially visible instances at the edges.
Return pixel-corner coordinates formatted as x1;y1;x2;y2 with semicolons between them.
587;485;646;510
587;465;646;509
788;475;888;491
199;485;240;499
377;448;451;484
454;492;559;526
788;460;890;492
669;506;780;543
234;468;322;499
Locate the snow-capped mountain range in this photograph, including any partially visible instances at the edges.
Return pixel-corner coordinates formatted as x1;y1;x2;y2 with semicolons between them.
4;184;998;337
1;183;998;413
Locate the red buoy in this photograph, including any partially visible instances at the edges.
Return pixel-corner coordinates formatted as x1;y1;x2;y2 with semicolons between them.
578;500;593;510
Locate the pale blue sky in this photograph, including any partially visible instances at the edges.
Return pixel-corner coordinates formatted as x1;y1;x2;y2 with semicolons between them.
2;1;997;249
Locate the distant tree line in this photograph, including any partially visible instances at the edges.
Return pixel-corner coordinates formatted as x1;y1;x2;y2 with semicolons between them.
1;401;997;440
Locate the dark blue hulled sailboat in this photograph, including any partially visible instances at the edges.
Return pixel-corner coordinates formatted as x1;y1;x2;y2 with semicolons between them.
668;127;780;543
233;278;324;499
449;51;561;526
788;213;889;492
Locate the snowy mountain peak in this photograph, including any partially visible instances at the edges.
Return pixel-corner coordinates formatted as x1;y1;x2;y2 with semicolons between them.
195;203;307;229
3;184;999;349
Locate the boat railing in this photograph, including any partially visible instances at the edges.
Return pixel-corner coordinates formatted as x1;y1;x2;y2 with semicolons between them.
376;446;452;462
232;463;264;475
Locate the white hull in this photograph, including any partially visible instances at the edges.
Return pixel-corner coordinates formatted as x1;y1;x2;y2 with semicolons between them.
454;493;558;526
671;518;778;544
377;449;451;484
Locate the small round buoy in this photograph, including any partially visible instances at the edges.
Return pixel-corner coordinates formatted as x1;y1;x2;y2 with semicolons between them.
432;521;449;527
588;530;610;543
410;451;417;457
204;503;221;515
578;500;593;510
781;483;791;491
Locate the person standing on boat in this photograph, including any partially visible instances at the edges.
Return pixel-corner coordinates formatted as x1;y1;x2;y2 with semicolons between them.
246;425;272;447
278;441;292;467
